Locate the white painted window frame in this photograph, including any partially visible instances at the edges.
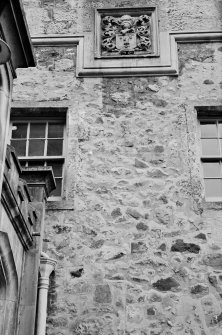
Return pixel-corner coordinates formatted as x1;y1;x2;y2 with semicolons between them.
10;118;67;201
199;118;222;202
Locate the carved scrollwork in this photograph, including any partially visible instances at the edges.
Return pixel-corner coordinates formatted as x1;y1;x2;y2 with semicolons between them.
102;37;117;52
101;13;152;56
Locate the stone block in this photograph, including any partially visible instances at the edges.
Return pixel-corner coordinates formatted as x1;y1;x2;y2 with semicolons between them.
152;277;180;292
171;240;200;254
94;284;112;304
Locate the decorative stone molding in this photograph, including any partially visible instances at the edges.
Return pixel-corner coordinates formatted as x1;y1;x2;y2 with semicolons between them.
95;7;159;58
1;146;56;250
1;146;34;250
32;30;222;77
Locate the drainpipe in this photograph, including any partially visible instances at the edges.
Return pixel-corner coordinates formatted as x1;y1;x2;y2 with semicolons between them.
36;253;57;335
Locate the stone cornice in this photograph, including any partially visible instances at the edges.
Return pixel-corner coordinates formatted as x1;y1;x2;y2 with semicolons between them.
171;31;222;43
1;177;33;250
31;30;222;77
0;0;35;76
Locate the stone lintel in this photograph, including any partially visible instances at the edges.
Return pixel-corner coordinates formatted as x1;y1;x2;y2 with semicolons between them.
196;105;222;119
10;106;68;119
21;167;56;202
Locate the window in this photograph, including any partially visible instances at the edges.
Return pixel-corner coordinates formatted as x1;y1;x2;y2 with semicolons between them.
10;119;65;198
200;119;222;201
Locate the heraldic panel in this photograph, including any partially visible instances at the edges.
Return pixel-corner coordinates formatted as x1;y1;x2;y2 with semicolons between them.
95;7;159;59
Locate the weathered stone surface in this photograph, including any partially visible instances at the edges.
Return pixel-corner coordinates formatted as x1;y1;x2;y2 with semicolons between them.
136;222;148;231
152;277;180;292
203;79;214;85
195;233;207;240
111;208;122;218
90;239;104;249
10;2;222;334
135;158;148;169
108;252;125;260
126;208;141;220
158;243;166;251
171;240;200;254
147;168;168;178
131;242;148;254
203;254;222;270
208;273;218;287
70;268;84;278
190;284;209;296
70;318;103;335
94;284;112;304
155;207;172;225
148;84;160;92
147;307;156;316
154;145;164;153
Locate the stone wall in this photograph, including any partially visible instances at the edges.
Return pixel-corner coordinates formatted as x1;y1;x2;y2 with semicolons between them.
11;0;222;334
23;0;222;35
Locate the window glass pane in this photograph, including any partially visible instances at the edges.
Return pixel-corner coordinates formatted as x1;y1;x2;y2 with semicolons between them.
48;123;63;138
200;123;217;138
50;178;62;196
218;123;222;138
11;140;26;156
220;140;222;155
30;123;46;138
46;161;63;177
202;162;221;177
201;139;220;156
12;123;27;139
28;139;45;156
204;179;222;198
47;139;63;156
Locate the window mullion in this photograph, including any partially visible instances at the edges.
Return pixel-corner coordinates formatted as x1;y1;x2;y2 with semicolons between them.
44;122;48;157
26;122;30;157
217;121;221;157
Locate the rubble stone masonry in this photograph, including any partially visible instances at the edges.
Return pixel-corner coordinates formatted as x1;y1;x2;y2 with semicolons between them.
12;0;222;334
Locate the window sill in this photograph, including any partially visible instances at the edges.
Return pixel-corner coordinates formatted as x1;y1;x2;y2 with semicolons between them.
47;196;62;201
46;200;74;211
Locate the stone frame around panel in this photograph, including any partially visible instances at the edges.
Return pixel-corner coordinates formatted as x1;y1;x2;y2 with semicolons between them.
94;7;159;59
31;31;222;77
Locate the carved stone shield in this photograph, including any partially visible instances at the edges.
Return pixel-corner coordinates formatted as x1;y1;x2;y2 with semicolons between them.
95;8;160;59
116;33;137;54
100;12;153;57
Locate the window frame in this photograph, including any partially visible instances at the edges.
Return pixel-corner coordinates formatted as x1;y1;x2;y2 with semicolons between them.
10;110;67;201
198;111;222;202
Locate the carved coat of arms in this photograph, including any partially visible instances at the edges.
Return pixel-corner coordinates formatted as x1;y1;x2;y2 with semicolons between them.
101;14;152;56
